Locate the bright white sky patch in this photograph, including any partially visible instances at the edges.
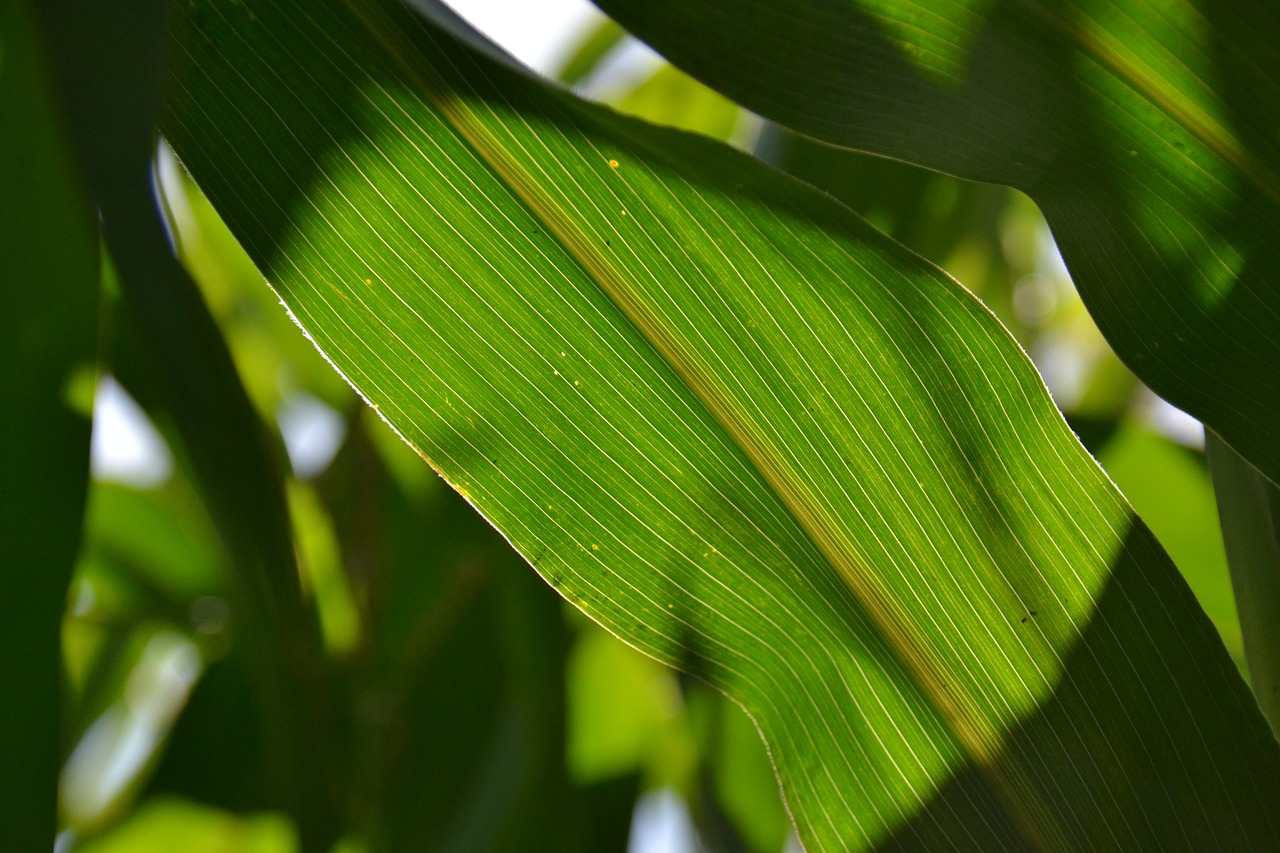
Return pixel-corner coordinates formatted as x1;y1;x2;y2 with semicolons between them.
277;392;347;478
91;376;173;489
1139;390;1205;449
442;0;605;74
629;788;699;853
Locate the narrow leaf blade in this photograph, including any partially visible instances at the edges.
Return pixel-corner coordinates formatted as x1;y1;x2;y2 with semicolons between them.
0;3;98;846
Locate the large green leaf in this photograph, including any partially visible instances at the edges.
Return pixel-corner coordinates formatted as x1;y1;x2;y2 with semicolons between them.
592;0;1280;491
162;0;1280;848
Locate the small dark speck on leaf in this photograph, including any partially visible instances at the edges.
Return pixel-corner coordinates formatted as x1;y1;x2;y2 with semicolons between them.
1030;611;1038;617
606;240;611;246
1020;617;1027;623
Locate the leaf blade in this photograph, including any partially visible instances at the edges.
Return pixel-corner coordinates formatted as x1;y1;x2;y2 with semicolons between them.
162;0;1280;848
0;2;98;846
591;0;1280;488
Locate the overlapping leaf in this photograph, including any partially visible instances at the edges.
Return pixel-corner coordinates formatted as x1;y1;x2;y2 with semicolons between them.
162;0;1280;848
594;0;1280;490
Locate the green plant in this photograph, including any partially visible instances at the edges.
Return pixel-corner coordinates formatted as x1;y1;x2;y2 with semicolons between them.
5;0;1280;850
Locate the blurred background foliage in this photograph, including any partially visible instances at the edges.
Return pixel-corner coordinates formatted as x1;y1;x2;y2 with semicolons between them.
56;7;1240;853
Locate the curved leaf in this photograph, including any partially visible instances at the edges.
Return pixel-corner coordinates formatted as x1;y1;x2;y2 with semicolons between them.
162;0;1280;848
592;0;1280;490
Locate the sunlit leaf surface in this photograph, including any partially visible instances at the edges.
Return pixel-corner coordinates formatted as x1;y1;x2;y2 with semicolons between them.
594;0;1280;489
162;0;1280;848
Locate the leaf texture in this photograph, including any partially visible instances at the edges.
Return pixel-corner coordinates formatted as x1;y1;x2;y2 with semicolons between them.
593;0;1280;489
162;0;1280;848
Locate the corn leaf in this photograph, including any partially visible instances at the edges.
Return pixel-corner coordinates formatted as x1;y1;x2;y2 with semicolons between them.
593;0;1280;491
162;0;1280;848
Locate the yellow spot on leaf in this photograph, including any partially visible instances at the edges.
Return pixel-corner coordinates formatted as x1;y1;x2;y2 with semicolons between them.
608;159;619;168
364;278;372;285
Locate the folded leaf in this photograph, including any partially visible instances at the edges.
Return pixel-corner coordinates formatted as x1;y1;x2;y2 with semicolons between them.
162;0;1280;848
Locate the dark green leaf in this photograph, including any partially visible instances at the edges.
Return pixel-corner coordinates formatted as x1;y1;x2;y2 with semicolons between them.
319;416;602;850
37;1;341;843
1099;425;1240;662
0;3;98;847
1208;431;1280;736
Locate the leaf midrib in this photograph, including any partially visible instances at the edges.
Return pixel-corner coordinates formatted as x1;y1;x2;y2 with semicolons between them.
338;0;1077;842
1018;0;1280;206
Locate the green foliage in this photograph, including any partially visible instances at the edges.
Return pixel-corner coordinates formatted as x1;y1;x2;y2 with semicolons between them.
0;4;97;848
4;0;1279;851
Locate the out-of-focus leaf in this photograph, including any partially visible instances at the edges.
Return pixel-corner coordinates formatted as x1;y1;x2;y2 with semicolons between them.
288;482;361;655
593;0;1280;490
63;477;233;820
73;797;295;853
579;774;641;853
83;483;225;604
318;416;601;850
147;644;274;816
700;690;790;853
37;1;338;844
615;64;741;142
0;3;98;848
163;0;1280;848
555;18;628;88
60;629;202;834
317;414;467;663
429;565;584;853
568;625;689;785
